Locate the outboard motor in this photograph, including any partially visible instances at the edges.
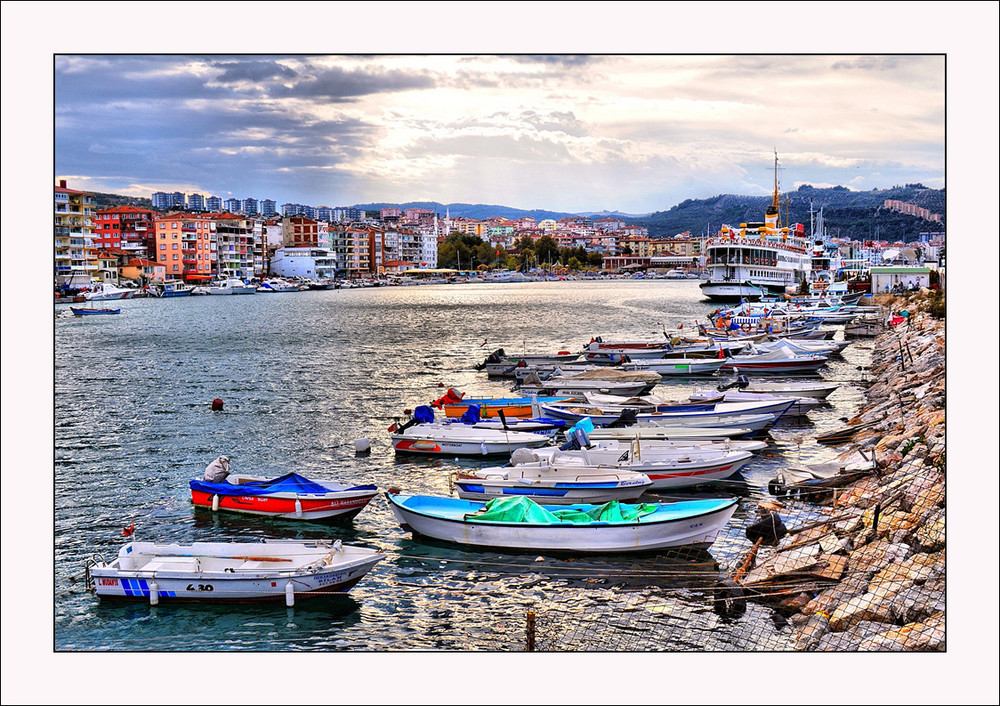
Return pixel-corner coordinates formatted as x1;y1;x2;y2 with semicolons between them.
605;408;638;428
475;348;507;371
717;374;750;392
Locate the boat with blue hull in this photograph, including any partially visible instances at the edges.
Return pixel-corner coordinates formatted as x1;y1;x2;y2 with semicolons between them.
386;491;740;553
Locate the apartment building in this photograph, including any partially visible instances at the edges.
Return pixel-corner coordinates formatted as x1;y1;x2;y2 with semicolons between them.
154;213;215;281
92;205;157;261
54;180;97;285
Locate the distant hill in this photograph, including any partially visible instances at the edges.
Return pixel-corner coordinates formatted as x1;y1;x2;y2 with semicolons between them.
353;201;577;221
90;192;153;209
636;184;945;242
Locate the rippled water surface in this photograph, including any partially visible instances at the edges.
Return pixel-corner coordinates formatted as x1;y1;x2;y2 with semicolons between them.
54;280;871;651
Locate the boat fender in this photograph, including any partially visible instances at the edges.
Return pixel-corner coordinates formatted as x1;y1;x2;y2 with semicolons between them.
211;398;224;411
211;494;220;512
285;581;295;607
712;578;746;619
741;324;752;332
294;498;303;517
149;580;159;606
745;510;788;545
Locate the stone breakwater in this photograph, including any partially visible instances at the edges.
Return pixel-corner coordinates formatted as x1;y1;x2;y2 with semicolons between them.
731;291;947;650
788;291;946;650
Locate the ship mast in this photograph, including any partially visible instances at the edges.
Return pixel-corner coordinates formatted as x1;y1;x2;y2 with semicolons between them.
764;149;781;231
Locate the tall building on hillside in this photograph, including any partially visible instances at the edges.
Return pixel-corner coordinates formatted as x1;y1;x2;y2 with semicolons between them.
261;199;277;217
223;198;241;213
188;193;205;210
215;214;257;279
55;180;97;285
206;196;222;212
241;197;259;216
152;191;171;210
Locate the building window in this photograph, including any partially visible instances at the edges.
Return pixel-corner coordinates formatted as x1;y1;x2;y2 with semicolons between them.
173;254;178;260
160;243;166;250
172;223;177;228
172;243;178;249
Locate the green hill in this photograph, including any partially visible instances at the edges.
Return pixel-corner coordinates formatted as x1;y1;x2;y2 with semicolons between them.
636;184;945;242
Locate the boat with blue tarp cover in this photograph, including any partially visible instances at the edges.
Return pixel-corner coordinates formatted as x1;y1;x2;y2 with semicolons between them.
385;491;740;552
190;472;378;522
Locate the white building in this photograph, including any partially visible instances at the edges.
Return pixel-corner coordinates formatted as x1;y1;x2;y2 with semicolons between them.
269;247;337;280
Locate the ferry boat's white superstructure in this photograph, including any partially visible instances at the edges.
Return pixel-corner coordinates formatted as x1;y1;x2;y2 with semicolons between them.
700;153;812;302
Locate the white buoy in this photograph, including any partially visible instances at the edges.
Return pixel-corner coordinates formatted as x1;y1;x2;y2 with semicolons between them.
149;580;159;605
212;494;219;511
294;498;303;517
354;437;371;454
285;581;295;607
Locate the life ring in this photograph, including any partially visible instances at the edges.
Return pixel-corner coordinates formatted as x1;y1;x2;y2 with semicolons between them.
741;323;752;332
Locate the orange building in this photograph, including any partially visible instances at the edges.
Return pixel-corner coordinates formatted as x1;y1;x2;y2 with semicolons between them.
282;216;319;247
154;213;216;281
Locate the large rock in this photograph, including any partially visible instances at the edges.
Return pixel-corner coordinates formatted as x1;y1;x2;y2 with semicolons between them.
815;620;898;651
828;580;909;631
891;579;945;624
801;572;871;617
913;508;945;552
848;540;913;575
857;612;946;651
794;613;830;651
910;481;945;519
869;551;945;594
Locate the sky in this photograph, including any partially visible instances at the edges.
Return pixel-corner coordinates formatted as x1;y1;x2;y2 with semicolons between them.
52;52;945;215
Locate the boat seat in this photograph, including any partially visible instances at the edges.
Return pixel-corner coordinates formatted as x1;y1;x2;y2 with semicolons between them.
140;557;201;573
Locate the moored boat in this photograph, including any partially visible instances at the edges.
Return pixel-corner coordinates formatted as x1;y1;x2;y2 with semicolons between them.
453;462;652;505
387;491;740;552
70;306;121;316
207;278;257;295
189;472;378;522
86;539;385;604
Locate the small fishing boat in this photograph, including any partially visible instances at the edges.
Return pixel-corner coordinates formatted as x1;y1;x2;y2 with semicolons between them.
70;306;121;316
517;369;662;397
386;491;740;553
620;358;726;376
475;347;581;371
540;398;793;431
389;406;554;456
688;390;823;416
453;462;652;504
157;281;195;297
86;539;384;605
442;395;571;419
523;442;756;491
189;472;378;522
83;282;136;301
719;345;829;374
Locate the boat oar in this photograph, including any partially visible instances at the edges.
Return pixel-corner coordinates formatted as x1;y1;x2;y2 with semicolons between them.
145;552;294;562
497;409;513;455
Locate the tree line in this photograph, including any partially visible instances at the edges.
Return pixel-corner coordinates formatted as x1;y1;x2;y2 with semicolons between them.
437;232;607;271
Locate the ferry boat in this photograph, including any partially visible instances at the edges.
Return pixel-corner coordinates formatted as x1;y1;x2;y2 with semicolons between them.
700;152;812;302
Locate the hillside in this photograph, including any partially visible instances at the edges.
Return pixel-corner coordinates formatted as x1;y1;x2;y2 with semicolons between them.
636;184;945;242
353;201;577;222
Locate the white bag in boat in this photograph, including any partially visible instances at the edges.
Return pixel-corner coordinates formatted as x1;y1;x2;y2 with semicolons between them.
203;455;231;482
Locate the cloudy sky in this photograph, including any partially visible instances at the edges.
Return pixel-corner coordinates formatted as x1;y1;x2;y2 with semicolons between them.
53;51;947;215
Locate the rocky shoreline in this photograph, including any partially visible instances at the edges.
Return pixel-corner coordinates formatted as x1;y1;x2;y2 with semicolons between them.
736;290;946;650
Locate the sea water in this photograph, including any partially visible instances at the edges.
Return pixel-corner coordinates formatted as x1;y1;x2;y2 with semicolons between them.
52;280;870;651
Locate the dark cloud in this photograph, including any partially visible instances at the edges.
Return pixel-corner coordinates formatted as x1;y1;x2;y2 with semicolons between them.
273;65;435;100
509;55;597;67
211;59;299;83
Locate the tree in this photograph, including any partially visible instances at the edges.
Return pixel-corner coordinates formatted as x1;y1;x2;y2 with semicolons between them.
534;235;559;269
567;256;582;271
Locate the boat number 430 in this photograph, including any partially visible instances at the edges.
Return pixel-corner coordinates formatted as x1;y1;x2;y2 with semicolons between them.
186;583;214;592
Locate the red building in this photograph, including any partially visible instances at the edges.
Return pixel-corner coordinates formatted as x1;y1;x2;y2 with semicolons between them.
93;205;157;260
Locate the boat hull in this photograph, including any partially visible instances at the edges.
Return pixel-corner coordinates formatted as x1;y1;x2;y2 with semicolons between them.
387;493;739;552
190;488;377;522
454;478;650;504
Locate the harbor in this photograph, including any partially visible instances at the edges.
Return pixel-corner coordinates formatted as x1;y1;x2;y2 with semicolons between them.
49;277;949;651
